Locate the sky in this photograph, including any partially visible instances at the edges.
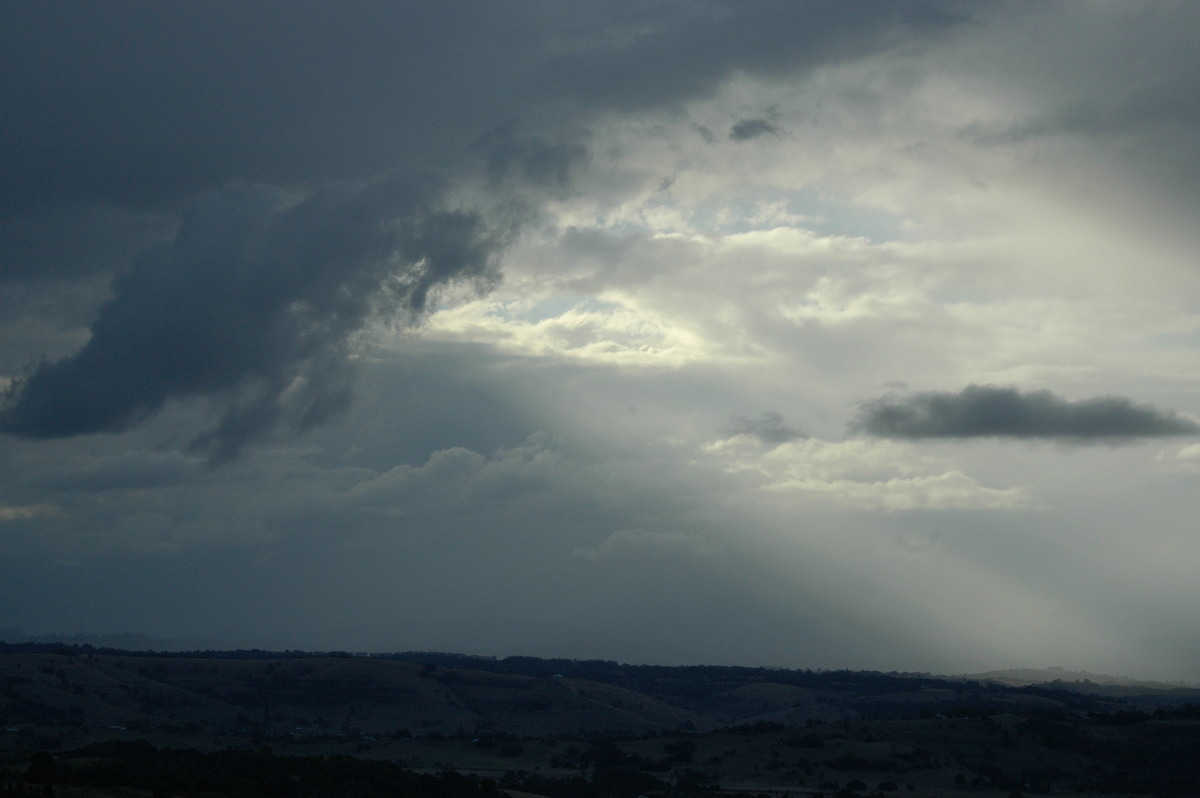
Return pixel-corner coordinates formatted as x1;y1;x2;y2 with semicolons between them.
3;1;1200;682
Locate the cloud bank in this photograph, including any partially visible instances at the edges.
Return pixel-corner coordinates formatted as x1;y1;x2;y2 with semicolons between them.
0;1;970;459
857;385;1200;441
723;412;805;444
730;118;783;142
0;176;504;463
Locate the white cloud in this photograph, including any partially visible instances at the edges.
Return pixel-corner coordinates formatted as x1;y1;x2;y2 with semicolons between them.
0;504;53;522
703;435;1030;512
425;295;712;367
760;470;1028;512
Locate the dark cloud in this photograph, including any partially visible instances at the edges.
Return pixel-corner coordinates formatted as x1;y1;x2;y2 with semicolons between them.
856;385;1200;440
0;174;505;464
477;125;590;195
954;1;1200;209
0;2;543;214
730;118;783;141
536;1;972;112
0;2;978;459
34;453;193;493
961;88;1200;147
0;205;173;283
0;2;969;218
725;412;805;444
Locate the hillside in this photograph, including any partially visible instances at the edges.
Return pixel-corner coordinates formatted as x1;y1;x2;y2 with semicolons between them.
3;645;1200;796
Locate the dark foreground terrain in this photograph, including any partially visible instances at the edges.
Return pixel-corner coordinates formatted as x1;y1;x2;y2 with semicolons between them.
2;644;1199;797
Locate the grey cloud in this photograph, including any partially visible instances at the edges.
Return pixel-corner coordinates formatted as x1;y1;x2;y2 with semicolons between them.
725;412;805;444
0;427;906;670
955;3;1200;206
536;1;972;112
964;84;1200;213
34;453;194;493
0;2;974;460
478;125;590;195
0;3;542;214
963;100;1109;146
730;118;783;141
0;174;505;464
962;88;1200;147
0;2;970;220
0;205;173;283
964;6;1200;150
857;385;1200;440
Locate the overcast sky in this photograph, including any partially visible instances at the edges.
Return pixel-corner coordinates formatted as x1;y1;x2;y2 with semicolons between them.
4;1;1200;681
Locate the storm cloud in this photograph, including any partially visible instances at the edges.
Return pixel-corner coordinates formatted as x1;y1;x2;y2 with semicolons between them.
0;1;971;457
857;385;1200;441
0;1;969;216
0;175;504;464
730;118;783;142
724;412;805;444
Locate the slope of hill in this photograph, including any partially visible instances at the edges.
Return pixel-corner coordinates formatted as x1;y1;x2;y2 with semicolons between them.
4;644;1200;796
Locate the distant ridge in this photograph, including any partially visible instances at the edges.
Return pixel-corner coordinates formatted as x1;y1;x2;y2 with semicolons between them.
0;628;226;652
4;629;1193;690
964;666;1196;690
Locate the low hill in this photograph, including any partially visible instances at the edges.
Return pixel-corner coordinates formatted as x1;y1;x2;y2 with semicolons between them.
4;644;1200;796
